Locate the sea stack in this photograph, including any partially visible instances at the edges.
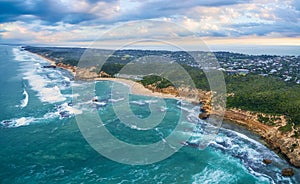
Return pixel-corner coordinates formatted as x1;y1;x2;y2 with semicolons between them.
263;159;272;165
281;168;294;177
199;112;210;120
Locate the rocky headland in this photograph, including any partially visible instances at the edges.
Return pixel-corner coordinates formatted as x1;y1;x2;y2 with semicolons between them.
143;83;300;171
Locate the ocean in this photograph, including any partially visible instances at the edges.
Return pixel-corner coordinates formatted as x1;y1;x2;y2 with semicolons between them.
208;45;300;56
0;45;299;183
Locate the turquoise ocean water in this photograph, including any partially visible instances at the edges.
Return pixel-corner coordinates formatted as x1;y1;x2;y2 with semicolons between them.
0;45;299;183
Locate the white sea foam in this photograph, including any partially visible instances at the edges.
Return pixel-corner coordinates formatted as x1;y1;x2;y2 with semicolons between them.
176;105;194;113
192;167;236;184
181;105;287;183
63;76;71;82
1;117;36;128
206;125;293;183
41;103;82;120
160;106;168;112
64;93;80;98
130;100;146;106
93;101;107;106
45;102;84;119
24;71;66;103
2;101;83;128
1;48;85;128
70;82;82;87
14;117;34;127
108;97;125;103
13;48;28;61
13;48;67;103
144;99;158;103
223;127;261;145
60;102;83;115
16;88;29;108
247;166;276;184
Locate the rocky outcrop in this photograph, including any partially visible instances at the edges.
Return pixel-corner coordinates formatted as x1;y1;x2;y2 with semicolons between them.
144;85;207;104
224;109;270;134
281;168;294;177
75;67;111;80
224;108;300;168
75;66;98;79
199;112;210;120
263;159;272;165
56;62;76;73
99;71;111;78
42;65;56;68
148;84;300;168
145;85;179;97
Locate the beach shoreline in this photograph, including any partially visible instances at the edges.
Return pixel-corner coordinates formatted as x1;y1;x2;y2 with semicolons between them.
34;53;76;75
30;50;300;169
93;77;182;100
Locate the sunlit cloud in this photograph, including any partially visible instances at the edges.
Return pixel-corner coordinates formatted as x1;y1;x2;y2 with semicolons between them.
0;0;299;47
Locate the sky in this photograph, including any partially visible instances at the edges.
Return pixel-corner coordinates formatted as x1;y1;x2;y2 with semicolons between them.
0;0;300;48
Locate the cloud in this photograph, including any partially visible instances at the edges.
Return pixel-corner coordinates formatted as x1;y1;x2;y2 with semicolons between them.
0;0;299;45
0;0;119;24
117;0;250;22
0;20;114;45
244;22;300;37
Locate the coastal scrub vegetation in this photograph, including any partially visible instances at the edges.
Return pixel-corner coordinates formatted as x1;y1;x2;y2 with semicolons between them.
140;75;173;89
140;70;300;129
226;74;300;128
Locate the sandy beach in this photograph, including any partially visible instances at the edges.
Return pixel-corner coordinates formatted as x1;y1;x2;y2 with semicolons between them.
34;53;56;65
94;77;181;99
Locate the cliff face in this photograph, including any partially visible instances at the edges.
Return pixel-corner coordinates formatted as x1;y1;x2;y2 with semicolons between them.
145;85;211;105
75;66;111;80
266;130;300;167
146;84;300;167
224;109;300;167
56;62;76;73
145;85;179;97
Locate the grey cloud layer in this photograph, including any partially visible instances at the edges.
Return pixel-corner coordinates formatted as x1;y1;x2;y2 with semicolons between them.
0;0;299;42
0;0;117;24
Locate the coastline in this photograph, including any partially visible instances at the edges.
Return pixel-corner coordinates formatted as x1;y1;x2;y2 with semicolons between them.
32;51;185;100
93;77;182;100
34;53;76;75
224;108;300;168
30;51;300;169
